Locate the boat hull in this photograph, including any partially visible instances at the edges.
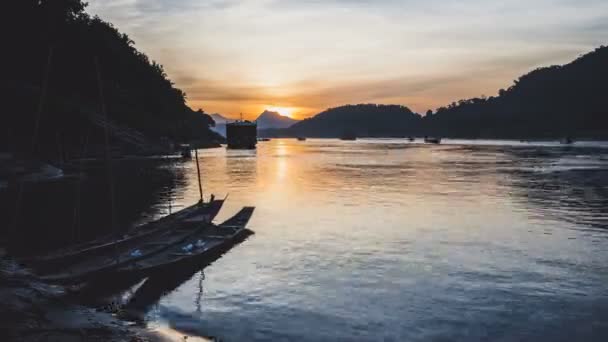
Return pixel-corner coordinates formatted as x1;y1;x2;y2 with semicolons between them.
25;199;224;272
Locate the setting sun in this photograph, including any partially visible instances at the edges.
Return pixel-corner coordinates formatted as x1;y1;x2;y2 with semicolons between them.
266;106;293;118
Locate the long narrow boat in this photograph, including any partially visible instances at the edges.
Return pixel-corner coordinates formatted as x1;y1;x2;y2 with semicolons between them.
25;198;224;272
114;207;255;278
39;203;223;284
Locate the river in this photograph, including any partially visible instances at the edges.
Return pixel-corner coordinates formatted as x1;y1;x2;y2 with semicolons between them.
93;139;608;340
124;139;608;341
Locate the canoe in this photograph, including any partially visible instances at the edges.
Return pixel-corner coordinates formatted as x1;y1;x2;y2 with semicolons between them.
25;198;224;272
114;207;255;277
39;204;222;284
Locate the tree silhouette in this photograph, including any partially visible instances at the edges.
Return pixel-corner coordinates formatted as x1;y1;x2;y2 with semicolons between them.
264;46;608;139
3;0;221;159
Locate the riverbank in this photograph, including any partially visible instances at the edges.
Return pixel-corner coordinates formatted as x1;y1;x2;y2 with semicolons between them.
0;256;157;341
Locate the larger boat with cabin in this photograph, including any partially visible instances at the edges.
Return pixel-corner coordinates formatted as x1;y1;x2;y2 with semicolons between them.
226;119;257;149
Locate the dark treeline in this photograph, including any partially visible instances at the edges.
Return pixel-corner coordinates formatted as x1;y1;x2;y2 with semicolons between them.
425;45;608;138
1;0;221;160
265;104;421;138
262;46;608;139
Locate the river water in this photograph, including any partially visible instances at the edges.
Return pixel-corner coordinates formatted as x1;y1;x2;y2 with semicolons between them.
132;139;608;341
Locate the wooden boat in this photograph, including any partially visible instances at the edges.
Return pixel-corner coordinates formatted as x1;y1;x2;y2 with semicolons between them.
34;201;224;283
424;136;441;144
114;207;254;277
24;198;224;272
40;220;209;284
297;137;306;141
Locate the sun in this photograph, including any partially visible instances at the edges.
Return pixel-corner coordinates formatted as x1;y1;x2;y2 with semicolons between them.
266;106;293;118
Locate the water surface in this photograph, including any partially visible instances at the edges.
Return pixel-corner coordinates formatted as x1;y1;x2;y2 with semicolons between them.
140;139;608;341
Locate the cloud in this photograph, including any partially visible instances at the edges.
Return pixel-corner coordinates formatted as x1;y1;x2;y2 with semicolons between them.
86;0;608;117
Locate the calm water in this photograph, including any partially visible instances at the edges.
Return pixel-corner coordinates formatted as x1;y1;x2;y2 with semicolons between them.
138;139;608;341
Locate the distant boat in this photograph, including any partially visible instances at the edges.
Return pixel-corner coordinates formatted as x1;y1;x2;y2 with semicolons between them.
340;131;357;141
560;137;574;145
226;119;257;149
297;137;306;141
408;137;415;142
257;138;271;142
424;136;441;144
180;144;192;158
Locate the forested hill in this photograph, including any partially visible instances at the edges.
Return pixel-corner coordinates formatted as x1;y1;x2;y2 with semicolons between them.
261;46;608;139
423;45;608;138
273;104;422;138
2;0;221;159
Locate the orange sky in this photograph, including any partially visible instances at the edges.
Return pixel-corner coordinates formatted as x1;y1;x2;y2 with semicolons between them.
88;0;608;121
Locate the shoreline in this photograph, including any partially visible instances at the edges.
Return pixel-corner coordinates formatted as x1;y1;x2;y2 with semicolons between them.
0;257;157;341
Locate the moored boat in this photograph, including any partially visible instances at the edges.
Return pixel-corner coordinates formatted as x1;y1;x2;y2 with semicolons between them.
24;198;225;272
113;207;255;277
33;200;225;283
297;137;306;141
227;119;257;149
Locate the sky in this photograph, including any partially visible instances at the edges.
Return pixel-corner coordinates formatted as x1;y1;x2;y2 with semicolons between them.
87;0;608;119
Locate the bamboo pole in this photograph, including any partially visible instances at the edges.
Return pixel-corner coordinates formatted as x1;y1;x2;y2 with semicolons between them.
195;148;203;203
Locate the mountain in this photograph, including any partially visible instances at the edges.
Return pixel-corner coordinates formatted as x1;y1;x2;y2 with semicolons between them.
209;113;229;137
255;110;299;130
262;46;608;139
261;104;422;138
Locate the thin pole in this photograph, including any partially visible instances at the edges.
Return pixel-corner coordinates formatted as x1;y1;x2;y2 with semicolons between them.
31;47;53;154
194;148;203;203
94;57;119;263
12;46;53;240
72;125;91;243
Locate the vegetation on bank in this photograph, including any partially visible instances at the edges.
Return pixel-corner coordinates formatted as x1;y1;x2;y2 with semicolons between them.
263;46;608;139
425;45;608;138
277;104;421;138
2;0;222;160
